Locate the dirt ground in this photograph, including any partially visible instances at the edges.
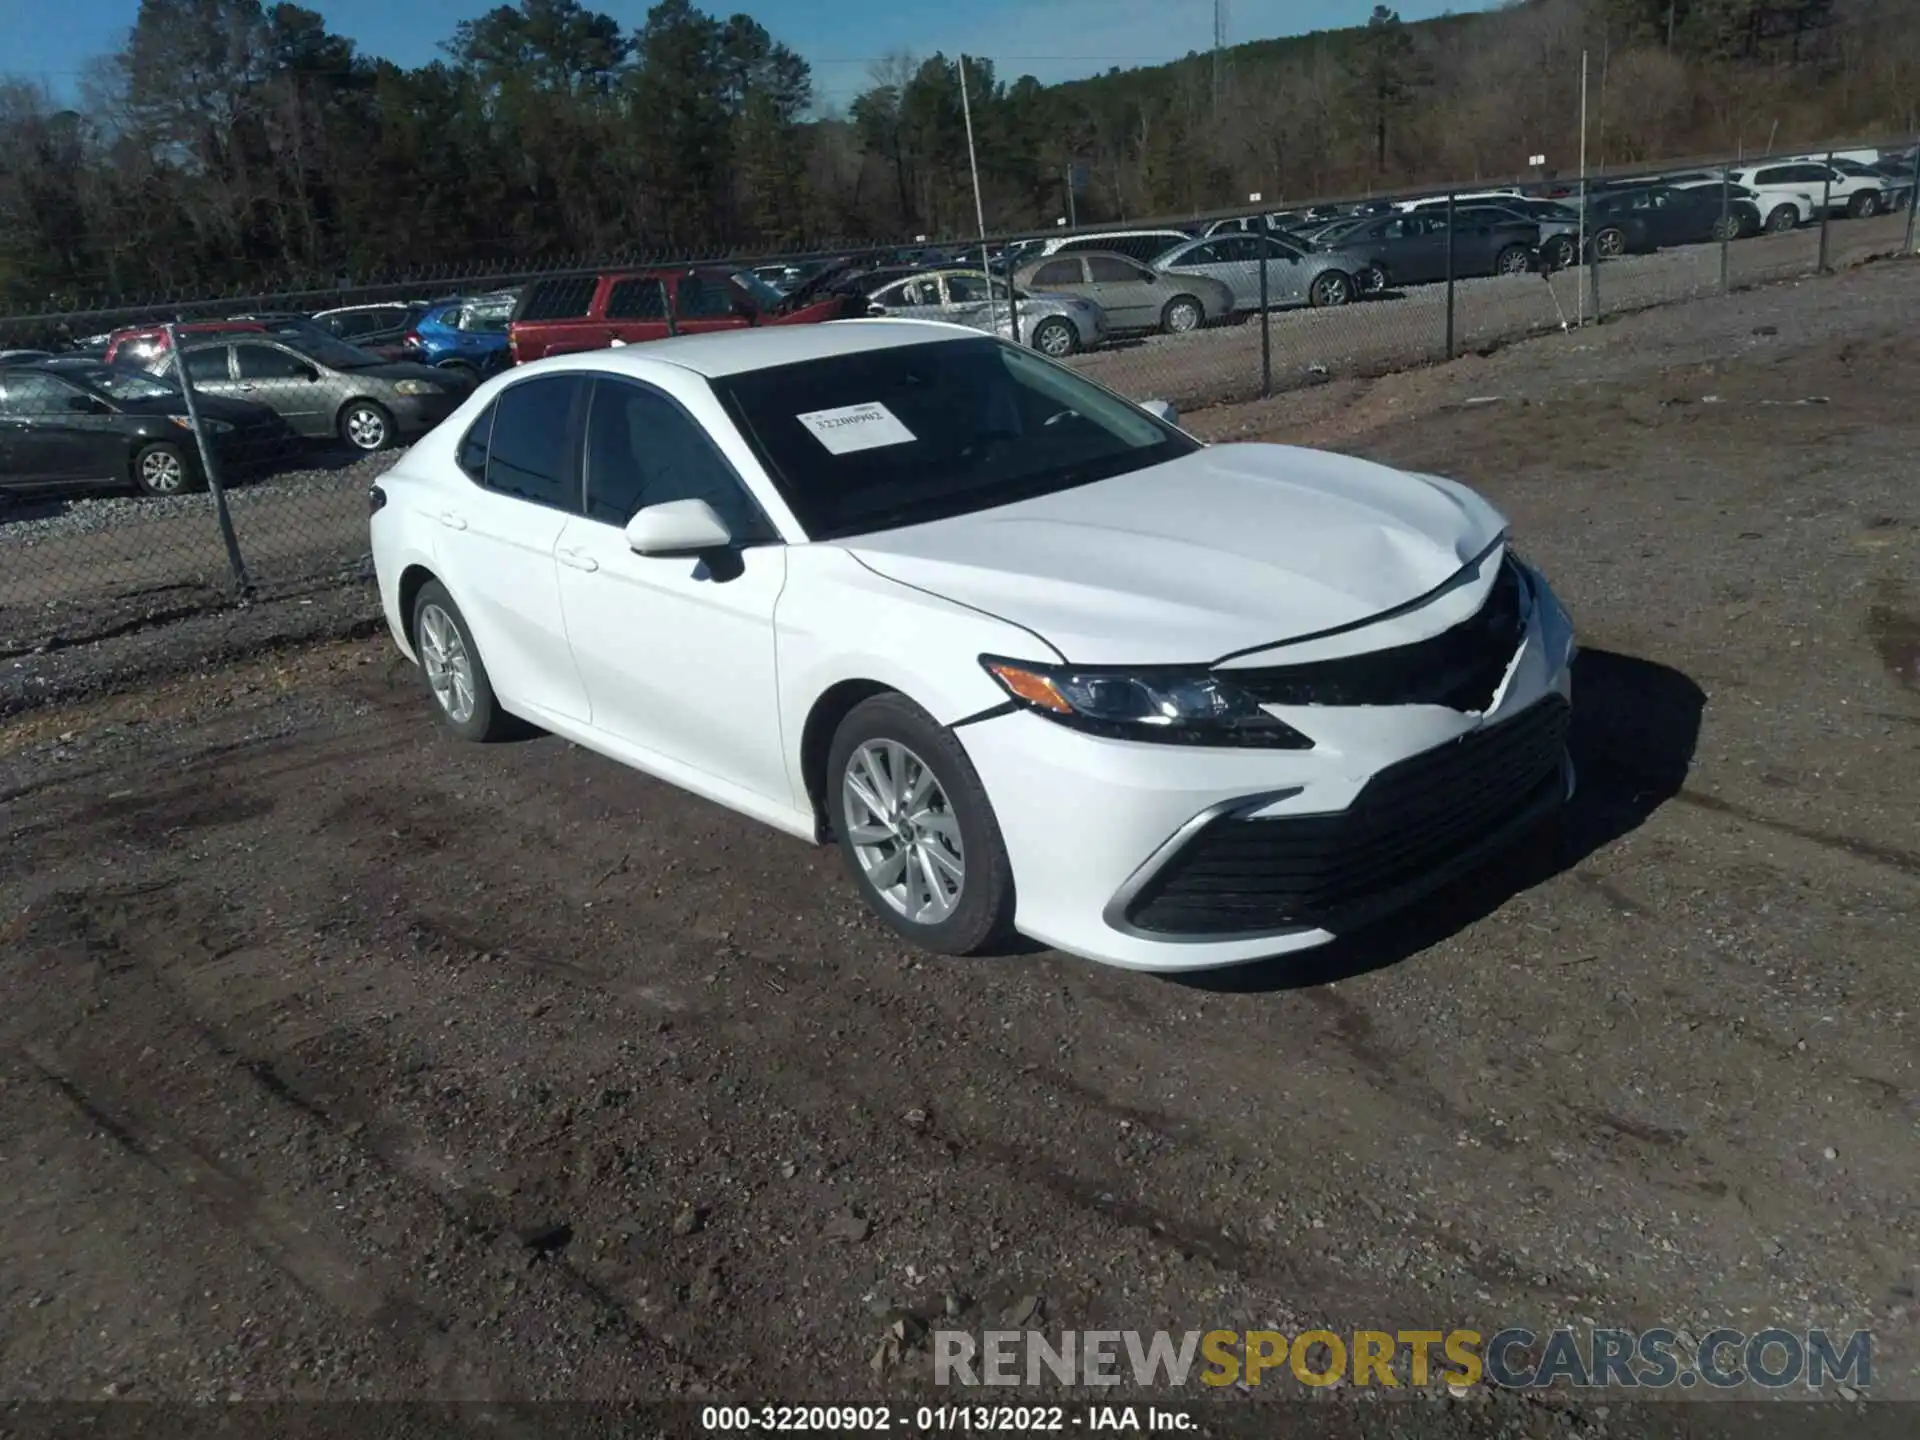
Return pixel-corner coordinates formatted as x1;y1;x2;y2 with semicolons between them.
2;260;1917;1430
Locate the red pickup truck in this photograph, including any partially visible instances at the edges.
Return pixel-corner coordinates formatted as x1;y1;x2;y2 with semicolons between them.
506;265;863;364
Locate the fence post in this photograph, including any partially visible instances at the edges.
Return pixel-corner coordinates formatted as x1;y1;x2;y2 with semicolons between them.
165;322;252;598
1444;190;1457;361
1258;212;1272;397
1718;162;1732;294
1817;150;1834;273
1905;136;1920;255
1587;202;1604;322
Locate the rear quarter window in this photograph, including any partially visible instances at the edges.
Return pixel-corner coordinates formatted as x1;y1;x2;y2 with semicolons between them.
513;277;599;323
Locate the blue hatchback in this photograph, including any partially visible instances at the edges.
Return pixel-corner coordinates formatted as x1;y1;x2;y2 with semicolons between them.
402;293;516;376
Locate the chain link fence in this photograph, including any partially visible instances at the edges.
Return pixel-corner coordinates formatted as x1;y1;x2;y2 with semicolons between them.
3;135;1916;659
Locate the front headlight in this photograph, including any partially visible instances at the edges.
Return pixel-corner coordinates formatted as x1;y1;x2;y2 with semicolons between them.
392;379;439;397
170;415;232;434
981;656;1313;749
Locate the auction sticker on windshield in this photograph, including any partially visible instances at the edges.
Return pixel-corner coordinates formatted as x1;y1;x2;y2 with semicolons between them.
797;401;917;454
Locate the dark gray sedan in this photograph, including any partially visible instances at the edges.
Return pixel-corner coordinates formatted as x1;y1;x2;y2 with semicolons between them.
156;335;472;452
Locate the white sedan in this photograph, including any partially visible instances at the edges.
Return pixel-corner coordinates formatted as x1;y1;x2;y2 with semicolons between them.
369;321;1577;972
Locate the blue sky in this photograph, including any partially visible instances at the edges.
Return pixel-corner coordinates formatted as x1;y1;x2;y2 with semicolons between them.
13;0;1491;111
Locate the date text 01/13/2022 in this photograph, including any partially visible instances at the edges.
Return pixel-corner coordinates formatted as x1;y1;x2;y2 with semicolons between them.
699;1404;1198;1431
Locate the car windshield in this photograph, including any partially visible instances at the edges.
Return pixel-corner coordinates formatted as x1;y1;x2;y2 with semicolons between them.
711;337;1199;541
283;333;384;369
54;362;175;401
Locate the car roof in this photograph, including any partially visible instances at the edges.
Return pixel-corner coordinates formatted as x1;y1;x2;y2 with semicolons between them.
510;319;978;380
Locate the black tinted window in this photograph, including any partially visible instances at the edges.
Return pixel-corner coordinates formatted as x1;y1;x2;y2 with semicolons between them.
0;371;81;416
674;274;736;319
516;277;597;322
236;345;315;380
605;278;668;320
1083;256;1134;284
456;400;495;482
183;348;231;383
1032;259;1083;286
485;376;586;509
585;379;767;538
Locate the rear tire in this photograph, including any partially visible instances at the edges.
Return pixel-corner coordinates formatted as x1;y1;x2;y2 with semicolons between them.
1495;243;1534;275
1161;296;1203;334
1765;204;1798;234
1593;226;1627;259
410;581;511;743
828;694;1015;956
1359;263;1390;294
1709;214;1739;242
1848;191;1881;219
1544;235;1577;270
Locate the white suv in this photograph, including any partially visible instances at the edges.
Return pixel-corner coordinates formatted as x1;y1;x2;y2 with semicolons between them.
1734;161;1886;223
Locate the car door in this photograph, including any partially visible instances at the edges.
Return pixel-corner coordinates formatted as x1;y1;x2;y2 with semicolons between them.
232;342;330;435
671;273;754;336
1201;234;1267;308
602;277;673;345
435;375;592;721
940;273;999;333
0;371;120;485
1080;255;1157;328
1258;234;1310;303
552;376;791;802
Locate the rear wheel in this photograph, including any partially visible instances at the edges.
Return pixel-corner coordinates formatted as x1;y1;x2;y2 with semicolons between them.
1765;204;1799;234
1544;235;1577;270
131;441;198;497
411;581;511;742
1161;296;1203;334
1593;226;1627;259
1710;213;1740;242
1308;271;1354;307
1359;263;1390;294
1495;243;1534;275
828;694;1014;956
1031;317;1079;357
1848;190;1881;219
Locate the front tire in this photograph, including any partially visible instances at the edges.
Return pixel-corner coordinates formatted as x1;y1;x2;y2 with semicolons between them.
1031;317;1079;357
131;441;198;497
1848;191;1881;219
411;581;510;742
1544;235;1577;270
1593;226;1627;259
1160;296;1204;334
1765;204;1798;234
1495;243;1534;276
1309;270;1354;307
828;694;1014;956
340;399;395;453
1359;262;1390;294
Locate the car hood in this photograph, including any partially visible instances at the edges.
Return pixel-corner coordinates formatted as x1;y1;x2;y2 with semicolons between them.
841;445;1506;664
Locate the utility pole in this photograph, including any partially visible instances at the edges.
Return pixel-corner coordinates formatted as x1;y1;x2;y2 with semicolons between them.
1212;0;1230;117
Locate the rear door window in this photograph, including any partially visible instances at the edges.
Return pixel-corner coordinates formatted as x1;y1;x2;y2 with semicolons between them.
1032;259;1085;286
605;278;669;320
484;375;589;510
515;277;598;323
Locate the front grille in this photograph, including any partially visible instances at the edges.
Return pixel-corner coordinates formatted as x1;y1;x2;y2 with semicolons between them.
1227;558;1524;712
1124;695;1569;936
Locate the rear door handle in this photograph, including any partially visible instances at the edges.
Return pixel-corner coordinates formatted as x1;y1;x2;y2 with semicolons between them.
556;547;599;573
438;511;467;530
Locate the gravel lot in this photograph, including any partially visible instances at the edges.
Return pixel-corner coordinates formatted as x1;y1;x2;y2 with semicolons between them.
5;210;1912;661
2;254;1916;1429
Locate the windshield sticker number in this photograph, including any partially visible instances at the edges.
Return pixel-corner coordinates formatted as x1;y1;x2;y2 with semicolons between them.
797;401;918;455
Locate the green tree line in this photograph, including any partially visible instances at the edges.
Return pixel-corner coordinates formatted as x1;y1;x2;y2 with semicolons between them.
1;0;1915;307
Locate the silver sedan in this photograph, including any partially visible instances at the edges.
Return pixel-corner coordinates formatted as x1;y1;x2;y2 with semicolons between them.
1153;232;1360;310
865;270;1108;356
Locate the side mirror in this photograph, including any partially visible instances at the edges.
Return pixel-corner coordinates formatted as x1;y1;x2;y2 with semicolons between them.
625;498;732;556
867;302;887;317
1140;398;1179;426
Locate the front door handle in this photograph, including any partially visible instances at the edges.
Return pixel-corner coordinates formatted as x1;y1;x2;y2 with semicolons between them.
438;511;467;531
556;547;599;573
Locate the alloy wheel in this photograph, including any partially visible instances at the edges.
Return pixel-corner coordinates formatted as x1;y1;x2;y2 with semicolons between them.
418;603;476;724
140;449;186;494
841;738;965;925
345;405;388;451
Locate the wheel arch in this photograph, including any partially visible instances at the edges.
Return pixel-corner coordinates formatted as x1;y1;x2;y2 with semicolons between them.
799;679;899;840
396;562;439;655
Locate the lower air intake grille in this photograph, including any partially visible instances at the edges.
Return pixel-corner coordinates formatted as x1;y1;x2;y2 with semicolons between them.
1124;695;1569;936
